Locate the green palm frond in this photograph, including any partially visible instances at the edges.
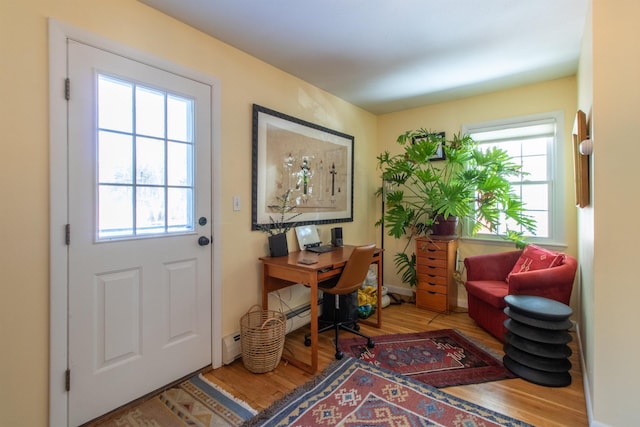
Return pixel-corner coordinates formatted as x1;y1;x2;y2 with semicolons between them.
394;252;417;287
377;129;537;286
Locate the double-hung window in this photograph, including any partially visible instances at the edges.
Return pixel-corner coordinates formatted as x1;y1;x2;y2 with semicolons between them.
462;111;565;245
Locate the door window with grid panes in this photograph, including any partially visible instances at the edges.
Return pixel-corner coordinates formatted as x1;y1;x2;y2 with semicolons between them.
98;75;195;239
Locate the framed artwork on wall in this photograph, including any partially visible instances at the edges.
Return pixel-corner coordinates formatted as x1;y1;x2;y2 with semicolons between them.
412;131;446;160
251;104;354;230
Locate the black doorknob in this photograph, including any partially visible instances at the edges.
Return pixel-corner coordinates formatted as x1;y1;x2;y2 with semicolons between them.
198;236;211;246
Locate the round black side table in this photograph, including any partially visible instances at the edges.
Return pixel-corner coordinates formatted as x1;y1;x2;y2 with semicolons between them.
502;295;573;387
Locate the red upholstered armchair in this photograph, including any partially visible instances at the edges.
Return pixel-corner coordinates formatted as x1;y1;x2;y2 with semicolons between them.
464;250;577;342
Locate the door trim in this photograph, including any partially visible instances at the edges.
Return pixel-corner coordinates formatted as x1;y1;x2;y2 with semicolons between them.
48;19;222;426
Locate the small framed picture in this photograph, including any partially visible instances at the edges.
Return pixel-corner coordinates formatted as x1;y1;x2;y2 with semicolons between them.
412;131;446;160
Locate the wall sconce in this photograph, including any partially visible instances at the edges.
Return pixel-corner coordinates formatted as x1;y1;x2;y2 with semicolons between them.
579;138;593;156
573;110;589;207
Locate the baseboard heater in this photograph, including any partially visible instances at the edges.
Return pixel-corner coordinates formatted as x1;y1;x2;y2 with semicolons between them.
222;299;322;365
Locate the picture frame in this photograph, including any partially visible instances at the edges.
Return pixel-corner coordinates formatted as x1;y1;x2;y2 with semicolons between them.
252;104;354;230
412;131;446;160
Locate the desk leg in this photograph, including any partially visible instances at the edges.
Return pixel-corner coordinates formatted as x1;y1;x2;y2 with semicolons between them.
309;281;318;373
275;280;318;374
261;271;319;374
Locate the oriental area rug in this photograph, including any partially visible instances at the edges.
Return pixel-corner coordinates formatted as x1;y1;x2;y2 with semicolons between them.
89;373;256;427
340;329;515;388
241;357;532;427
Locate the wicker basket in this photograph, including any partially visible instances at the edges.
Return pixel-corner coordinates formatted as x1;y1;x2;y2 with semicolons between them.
240;305;286;373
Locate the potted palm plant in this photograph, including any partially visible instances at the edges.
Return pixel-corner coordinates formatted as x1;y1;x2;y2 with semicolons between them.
376;129;536;286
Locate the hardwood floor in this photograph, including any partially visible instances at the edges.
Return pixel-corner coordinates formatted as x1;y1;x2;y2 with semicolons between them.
204;300;588;426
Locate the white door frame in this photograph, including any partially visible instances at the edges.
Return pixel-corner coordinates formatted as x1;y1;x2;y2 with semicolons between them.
48;19;223;427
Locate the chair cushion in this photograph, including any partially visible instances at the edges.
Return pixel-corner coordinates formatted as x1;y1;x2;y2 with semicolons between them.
506;244;565;283
465;280;509;308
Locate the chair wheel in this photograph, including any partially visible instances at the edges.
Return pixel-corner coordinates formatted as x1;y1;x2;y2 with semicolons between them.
304;337;311;346
335;351;344;360
367;340;375;349
353;324;360;331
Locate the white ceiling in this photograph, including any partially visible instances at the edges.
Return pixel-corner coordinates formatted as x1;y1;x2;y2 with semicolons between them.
139;0;589;114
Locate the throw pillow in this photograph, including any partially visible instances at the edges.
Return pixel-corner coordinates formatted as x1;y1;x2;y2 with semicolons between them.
506;244;566;282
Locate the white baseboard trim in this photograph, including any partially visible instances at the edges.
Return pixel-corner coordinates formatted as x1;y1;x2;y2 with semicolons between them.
576;323;594;425
383;284;414;297
575;322;610;427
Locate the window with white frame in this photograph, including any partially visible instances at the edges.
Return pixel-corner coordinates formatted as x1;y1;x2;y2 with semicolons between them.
462;111;564;245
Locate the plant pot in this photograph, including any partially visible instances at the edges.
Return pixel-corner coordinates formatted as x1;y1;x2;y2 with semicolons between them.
431;215;458;238
268;233;288;257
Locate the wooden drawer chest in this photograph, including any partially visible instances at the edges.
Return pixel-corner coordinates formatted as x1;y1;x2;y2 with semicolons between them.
415;237;458;313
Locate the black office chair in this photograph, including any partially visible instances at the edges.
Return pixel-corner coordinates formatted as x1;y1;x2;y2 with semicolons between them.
304;243;376;359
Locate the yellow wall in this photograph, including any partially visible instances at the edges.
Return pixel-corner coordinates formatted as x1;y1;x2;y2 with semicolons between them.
588;1;640;425
0;1;376;425
377;77;579;307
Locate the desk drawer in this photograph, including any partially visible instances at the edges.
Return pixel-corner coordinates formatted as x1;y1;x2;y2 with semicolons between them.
417;275;447;288
318;268;342;282
416;281;447;294
416;290;447;312
416;247;448;260
264;264;313;284
417;257;447;269
416;240;449;255
416;264;448;277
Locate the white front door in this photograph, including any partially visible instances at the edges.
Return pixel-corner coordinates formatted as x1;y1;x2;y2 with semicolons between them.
67;40;212;426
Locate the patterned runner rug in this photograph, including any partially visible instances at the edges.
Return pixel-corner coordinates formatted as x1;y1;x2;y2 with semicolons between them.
340;328;515;387
90;373;256;427
241;357;532;426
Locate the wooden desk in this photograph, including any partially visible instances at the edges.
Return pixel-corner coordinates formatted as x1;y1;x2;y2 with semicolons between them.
260;245;382;373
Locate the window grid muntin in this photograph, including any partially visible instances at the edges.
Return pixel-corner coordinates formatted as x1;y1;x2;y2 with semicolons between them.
97;73;195;240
